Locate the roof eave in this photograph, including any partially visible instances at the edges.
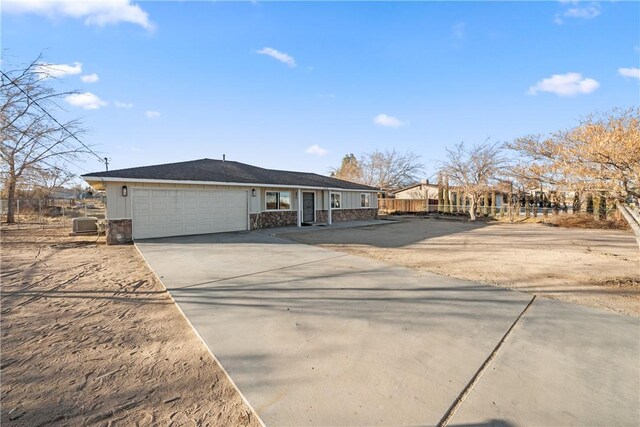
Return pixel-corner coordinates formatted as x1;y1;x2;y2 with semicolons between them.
81;176;379;192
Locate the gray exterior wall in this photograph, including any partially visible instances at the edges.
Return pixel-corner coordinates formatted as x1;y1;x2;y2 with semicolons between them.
104;182;378;220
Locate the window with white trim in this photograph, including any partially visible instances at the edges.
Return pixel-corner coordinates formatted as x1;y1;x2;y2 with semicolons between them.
265;191;291;210
360;193;371;208
330;193;341;209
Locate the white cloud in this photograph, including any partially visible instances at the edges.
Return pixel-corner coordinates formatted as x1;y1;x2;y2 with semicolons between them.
36;62;82;78
80;73;99;83
114;101;134;109
145;110;160;119
4;0;154;30
305;144;327;156
317;93;336;99
373;113;406;128
452;22;466;40
618;67;640;79
554;2;601;24
65;92;107;109
527;72;600;96
564;4;600;19
255;47;296;67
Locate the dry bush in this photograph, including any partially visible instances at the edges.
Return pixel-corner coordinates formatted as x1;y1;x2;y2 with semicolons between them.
593;277;640;289
548;213;630;231
494;212;631;231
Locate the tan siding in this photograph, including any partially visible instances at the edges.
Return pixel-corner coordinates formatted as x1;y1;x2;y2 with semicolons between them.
395;185;439;200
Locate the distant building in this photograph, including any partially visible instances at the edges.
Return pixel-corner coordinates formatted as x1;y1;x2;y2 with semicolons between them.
393;179;440;200
49;188;78;199
392;179;504;210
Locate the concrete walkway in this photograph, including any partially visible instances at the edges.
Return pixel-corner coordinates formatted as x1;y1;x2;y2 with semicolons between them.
254;219;397;235
136;232;639;426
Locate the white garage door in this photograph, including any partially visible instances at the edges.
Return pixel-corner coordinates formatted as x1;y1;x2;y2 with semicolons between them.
132;188;248;239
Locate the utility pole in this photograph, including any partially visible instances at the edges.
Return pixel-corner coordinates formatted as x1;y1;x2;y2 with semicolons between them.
105;157;109;171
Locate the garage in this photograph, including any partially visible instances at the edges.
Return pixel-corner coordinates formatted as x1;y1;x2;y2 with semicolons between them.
81;158;380;244
132;188;248;239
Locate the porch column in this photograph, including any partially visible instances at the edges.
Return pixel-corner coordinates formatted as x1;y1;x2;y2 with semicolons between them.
327;190;332;225
297;188;302;227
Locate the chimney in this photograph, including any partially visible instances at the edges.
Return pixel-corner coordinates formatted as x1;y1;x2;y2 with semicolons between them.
223;154;226;162
420;179;429;185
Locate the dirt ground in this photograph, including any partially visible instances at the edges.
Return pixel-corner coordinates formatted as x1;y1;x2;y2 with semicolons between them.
1;224;260;427
281;217;640;317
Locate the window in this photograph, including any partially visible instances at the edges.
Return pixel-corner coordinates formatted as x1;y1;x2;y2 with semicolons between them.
266;192;278;210
331;193;341;209
265;191;291;210
280;192;291;209
360;193;371;208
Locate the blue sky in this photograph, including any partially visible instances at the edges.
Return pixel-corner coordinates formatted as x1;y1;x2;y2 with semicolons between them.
3;1;639;180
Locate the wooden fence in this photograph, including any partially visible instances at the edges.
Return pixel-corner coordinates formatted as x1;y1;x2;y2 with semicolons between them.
378;198;587;217
378;198;439;213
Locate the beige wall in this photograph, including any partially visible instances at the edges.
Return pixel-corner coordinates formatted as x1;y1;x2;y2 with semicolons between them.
395;185;440;200
104;182;377;219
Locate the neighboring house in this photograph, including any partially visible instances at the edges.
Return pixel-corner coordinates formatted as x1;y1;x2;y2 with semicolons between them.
49;188;78;200
393;180;439;200
525;187;575;207
82;158;379;244
392;179;504;211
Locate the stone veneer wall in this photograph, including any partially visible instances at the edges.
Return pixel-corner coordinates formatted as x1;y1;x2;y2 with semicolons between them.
330;208;378;222
314;208;378;223
106;219;132;245
315;210;328;223
250;211;298;230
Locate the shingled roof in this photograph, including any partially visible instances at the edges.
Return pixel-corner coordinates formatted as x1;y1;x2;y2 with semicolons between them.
82;158;379;191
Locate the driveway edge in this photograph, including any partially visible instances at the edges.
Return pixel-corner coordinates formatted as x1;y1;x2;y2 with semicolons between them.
133;242;265;427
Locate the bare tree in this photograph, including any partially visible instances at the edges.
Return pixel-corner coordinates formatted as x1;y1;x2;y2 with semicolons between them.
23;163;76;194
359;149;423;190
497;164;546;222
1;55;88;223
509;108;640;255
442;141;505;221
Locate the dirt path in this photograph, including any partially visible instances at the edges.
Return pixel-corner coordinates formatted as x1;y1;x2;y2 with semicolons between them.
281;217;640;317
1;225;260;426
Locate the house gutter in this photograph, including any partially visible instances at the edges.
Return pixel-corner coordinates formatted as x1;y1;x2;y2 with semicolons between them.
82;176;379;193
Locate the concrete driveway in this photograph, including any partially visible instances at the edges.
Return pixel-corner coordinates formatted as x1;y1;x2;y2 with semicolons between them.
136;232;639;426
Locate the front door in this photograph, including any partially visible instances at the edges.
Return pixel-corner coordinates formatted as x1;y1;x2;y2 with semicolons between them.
303;192;315;222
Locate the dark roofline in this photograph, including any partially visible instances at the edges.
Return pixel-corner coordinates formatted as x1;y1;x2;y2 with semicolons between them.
82;158;380;192
392;182;438;194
